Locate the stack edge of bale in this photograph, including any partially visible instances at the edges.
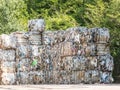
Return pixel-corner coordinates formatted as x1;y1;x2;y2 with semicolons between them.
0;19;114;85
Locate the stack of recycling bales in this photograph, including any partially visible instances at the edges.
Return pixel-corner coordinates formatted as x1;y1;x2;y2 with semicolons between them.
28;19;45;84
12;31;31;84
42;27;114;84
0;34;16;85
0;19;114;84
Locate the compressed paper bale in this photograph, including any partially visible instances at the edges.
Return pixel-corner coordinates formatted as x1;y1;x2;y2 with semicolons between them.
0;34;16;49
60;56;73;71
0;49;15;61
16;45;31;59
84;44;96;56
29;32;42;45
52;70;86;84
98;54;114;71
53;30;65;44
1;73;16;85
61;42;78;57
43;31;56;45
86;57;98;70
84;70;100;84
57;56;86;71
96;44;110;55
73;71;85;84
12;32;29;45
16;71;29;84
44;71;54;84
95;28;110;43
28;71;45;84
63;27;81;42
28;19;45;32
16;58;31;72
77;43;96;56
43;30;65;46
100;71;113;83
72;56;87;71
52;70;71;84
0;61;16;73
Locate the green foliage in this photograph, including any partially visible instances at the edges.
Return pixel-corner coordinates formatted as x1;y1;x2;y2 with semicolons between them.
0;0;28;34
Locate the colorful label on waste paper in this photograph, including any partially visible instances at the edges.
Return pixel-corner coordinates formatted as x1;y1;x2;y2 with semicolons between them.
31;59;38;66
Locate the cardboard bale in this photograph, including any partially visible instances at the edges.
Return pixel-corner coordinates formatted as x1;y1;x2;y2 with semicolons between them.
61;42;78;57
16;45;31;59
98;54;113;71
0;49;15;61
96;44;110;55
72;56;87;71
100;71;113;83
84;70;100;84
43;30;65;46
86;57;98;70
73;71;85;84
0;61;16;73
13;32;29;45
16;58;31;72
95;28;110;43
28;71;45;84
29;31;42;45
16;71;29;84
1;73;16;85
52;70;70;84
78;43;96;56
28;19;45;32
0;34;16;49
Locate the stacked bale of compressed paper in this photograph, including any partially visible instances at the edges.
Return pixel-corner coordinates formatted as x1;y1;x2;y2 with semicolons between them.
28;19;46;84
42;26;113;84
12;31;31;84
0;19;114;84
93;28;114;83
0;34;16;85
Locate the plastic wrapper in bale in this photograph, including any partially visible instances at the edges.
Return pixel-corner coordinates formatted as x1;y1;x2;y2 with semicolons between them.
0;61;16;73
0;49;15;61
28;19;45;32
1;73;16;85
16;45;31;59
0;34;16;49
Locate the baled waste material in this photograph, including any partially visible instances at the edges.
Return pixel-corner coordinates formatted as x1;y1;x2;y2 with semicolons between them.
0;19;114;84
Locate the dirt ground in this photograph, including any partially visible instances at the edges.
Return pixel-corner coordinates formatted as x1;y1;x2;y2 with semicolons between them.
0;85;120;90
